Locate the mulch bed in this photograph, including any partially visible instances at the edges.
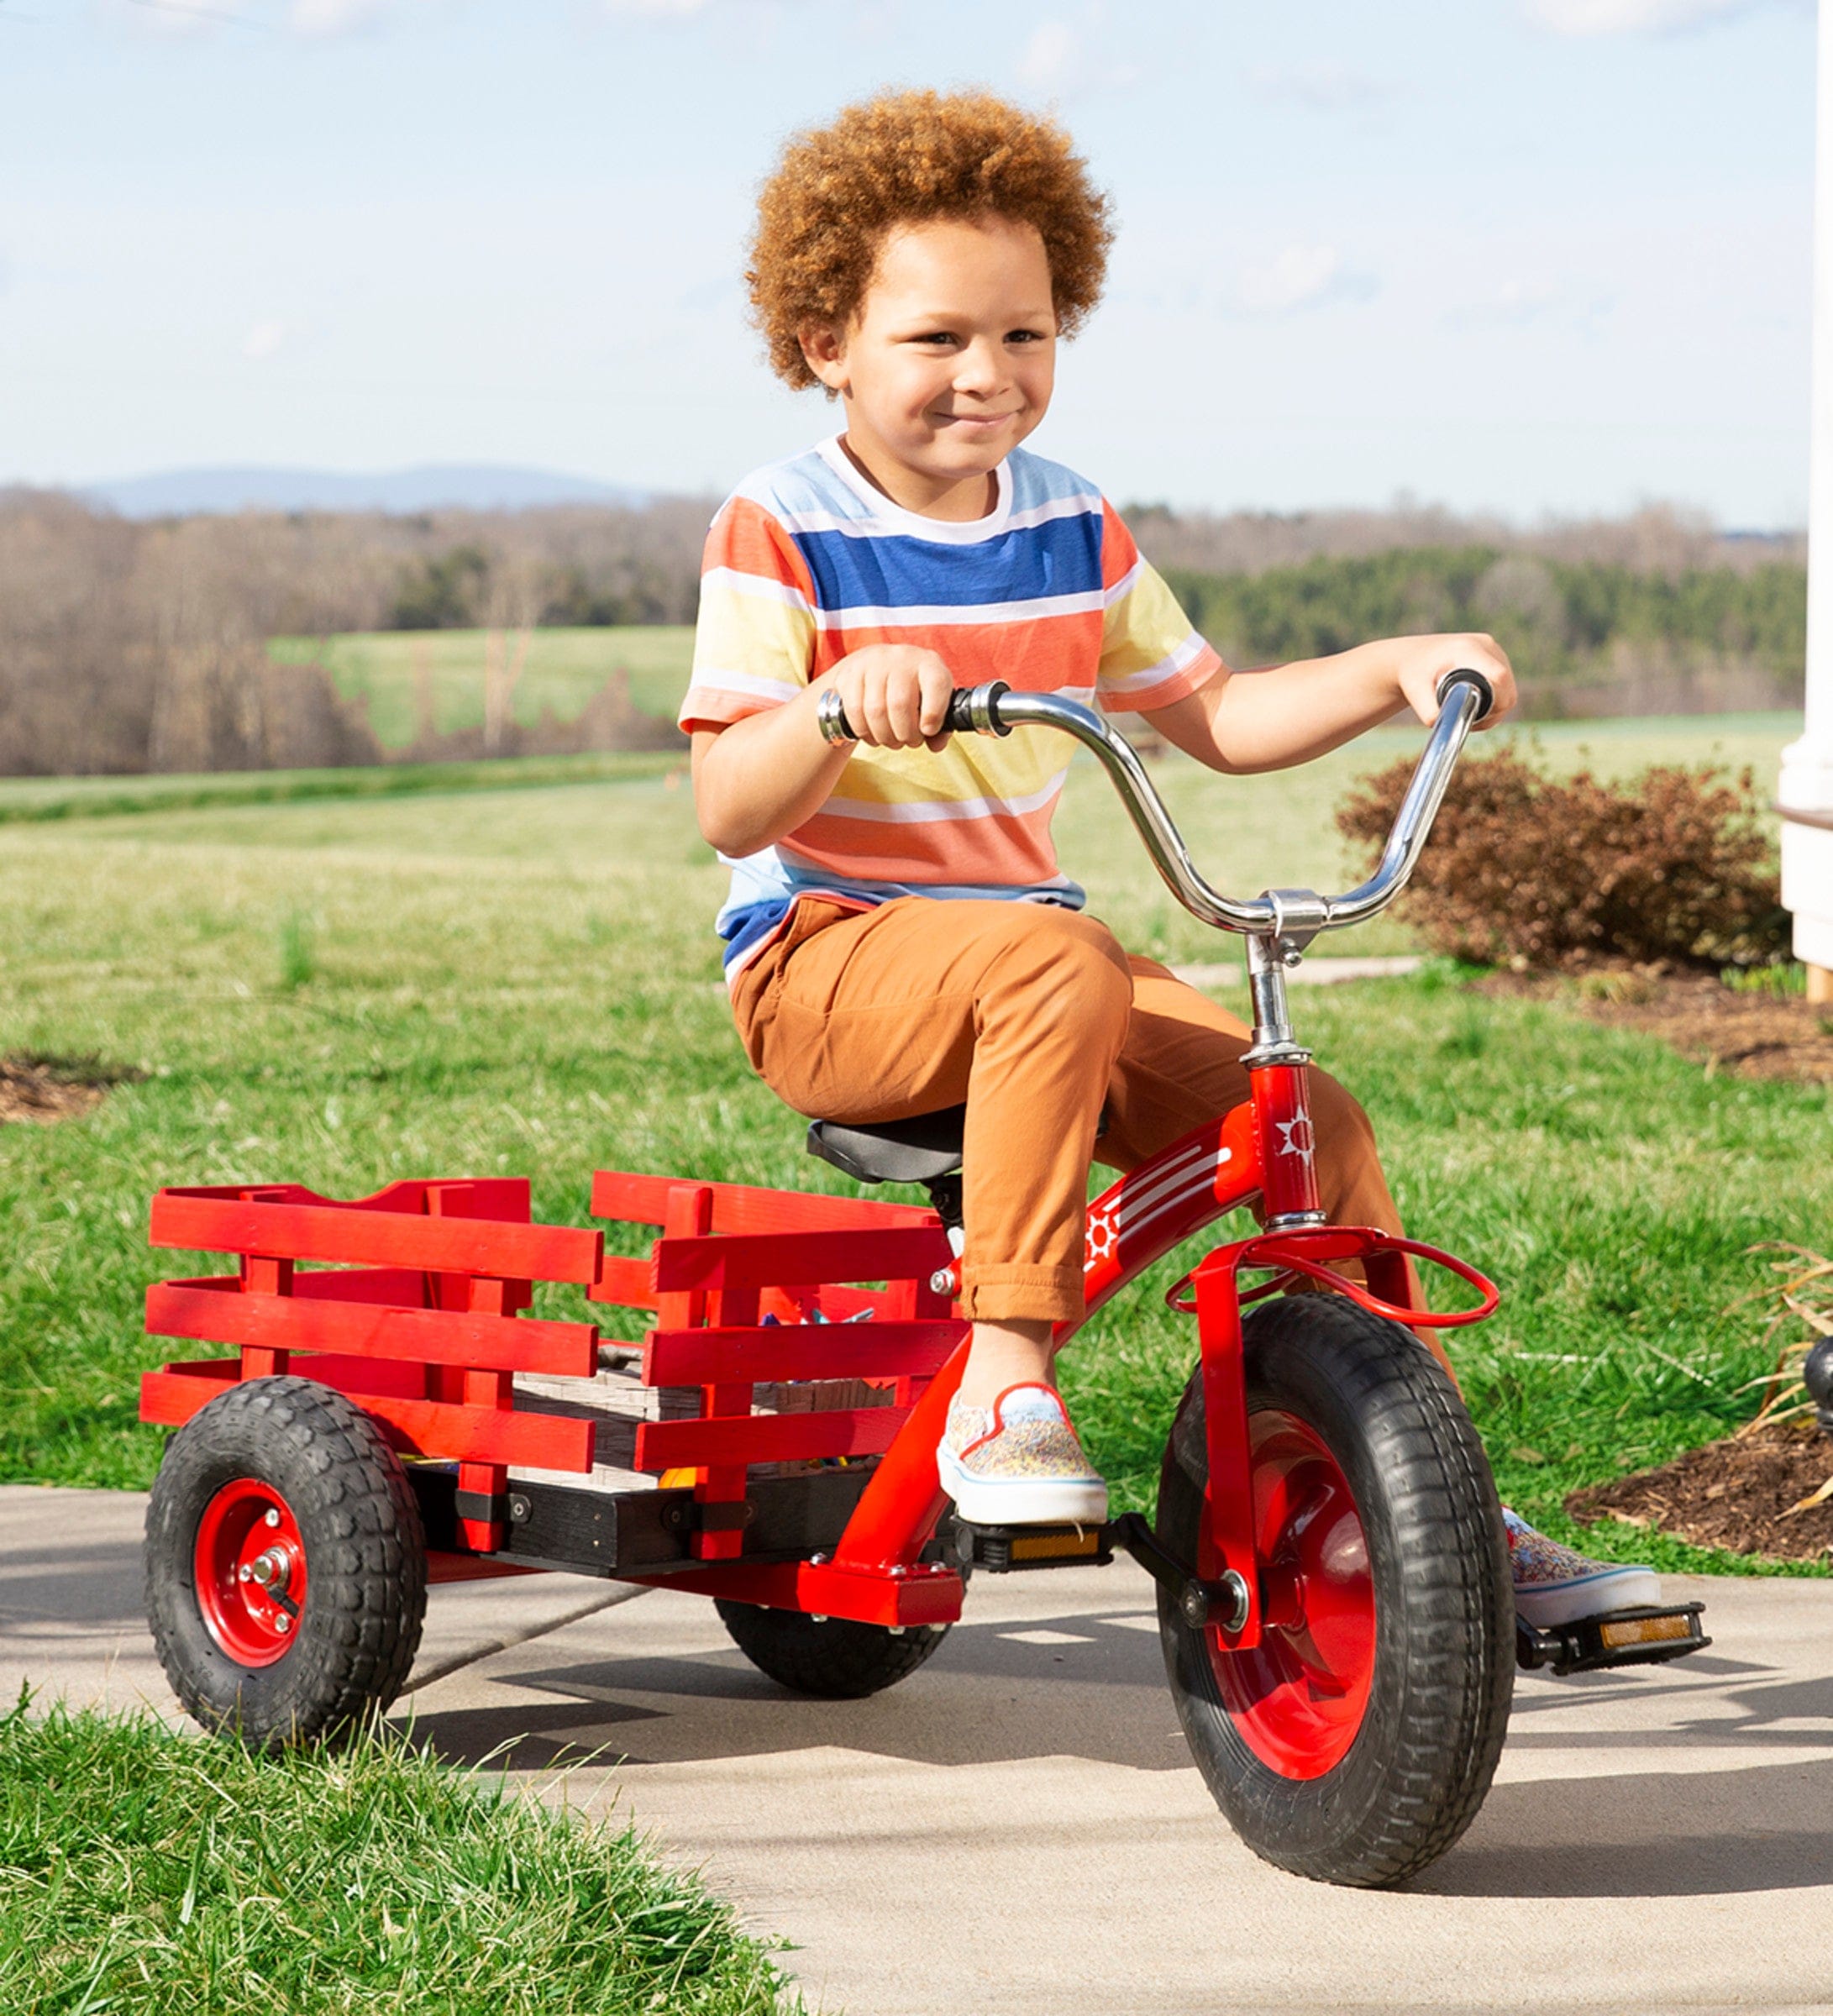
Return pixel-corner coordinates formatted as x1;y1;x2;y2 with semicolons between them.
0;1055;140;1126
1568;1419;1833;1563
1475;969;1833;1084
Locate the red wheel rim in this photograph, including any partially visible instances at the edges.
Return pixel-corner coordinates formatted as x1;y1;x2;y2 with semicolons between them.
193;1477;307;1668
1204;1410;1375;1780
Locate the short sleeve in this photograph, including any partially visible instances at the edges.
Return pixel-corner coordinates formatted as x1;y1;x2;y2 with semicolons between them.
679;496;819;735
1095;501;1224;714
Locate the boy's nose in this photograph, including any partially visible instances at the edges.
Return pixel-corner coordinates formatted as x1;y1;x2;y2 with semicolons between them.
952;340;1006;392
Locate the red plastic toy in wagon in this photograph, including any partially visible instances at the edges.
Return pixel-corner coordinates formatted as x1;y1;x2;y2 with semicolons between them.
139;669;1707;1887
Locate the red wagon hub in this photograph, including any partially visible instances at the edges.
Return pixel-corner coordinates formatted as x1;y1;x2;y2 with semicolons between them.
192;1477;307;1667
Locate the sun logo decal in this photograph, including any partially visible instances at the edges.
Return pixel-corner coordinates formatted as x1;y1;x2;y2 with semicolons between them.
1274;1116;1316;1164
1084;1210;1119;1270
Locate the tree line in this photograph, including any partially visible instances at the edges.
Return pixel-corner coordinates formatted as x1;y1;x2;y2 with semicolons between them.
0;487;1804;776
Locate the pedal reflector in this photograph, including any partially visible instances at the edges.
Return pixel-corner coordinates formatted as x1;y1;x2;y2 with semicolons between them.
1009;1529;1102;1563
1599;1611;1694;1651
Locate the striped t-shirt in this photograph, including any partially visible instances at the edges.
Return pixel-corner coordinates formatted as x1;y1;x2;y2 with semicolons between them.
680;435;1222;973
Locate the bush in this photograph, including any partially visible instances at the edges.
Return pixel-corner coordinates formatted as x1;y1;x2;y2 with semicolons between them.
1336;747;1789;969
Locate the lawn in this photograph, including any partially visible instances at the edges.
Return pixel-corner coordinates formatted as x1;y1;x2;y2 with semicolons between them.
267;627;695;750
0;1699;798;2014
0;709;1822;1579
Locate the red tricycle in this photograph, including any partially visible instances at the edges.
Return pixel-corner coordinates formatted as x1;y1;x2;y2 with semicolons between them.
139;669;1705;1887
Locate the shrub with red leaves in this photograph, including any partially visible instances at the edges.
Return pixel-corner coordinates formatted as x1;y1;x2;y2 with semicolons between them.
1336;747;1788;969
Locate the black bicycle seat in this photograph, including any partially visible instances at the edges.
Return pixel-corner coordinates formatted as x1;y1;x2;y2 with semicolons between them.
806;1106;966;1186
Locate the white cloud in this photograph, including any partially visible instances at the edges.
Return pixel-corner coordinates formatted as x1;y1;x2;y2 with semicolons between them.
1234;244;1375;318
1016;19;1077;93
1013;8;1143;101
1522;0;1773;34
1247;64;1394;111
241;318;288;360
289;0;387;32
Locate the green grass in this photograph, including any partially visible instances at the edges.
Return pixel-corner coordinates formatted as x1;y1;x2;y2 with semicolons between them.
268;627;695;749
0;712;1820;1578
0;752;682;825
0;1698;797;2014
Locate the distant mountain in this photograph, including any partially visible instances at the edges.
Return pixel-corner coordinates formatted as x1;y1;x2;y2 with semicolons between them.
86;464;651;517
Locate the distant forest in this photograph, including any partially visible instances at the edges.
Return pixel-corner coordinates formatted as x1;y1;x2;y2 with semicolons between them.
0;486;1805;776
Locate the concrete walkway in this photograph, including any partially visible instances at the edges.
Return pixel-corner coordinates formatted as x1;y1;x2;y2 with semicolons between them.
5;1484;1831;2016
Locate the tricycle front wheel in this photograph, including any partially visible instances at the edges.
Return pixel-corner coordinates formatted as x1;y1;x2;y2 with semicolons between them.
1157;1294;1512;1887
145;1377;427;1748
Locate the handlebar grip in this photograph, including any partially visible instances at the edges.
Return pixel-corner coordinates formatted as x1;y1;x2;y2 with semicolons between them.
1435;666;1495;723
816;680;1012;747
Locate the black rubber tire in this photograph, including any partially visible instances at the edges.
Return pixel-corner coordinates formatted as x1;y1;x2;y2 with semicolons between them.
714;1599;949;1698
1157;1295;1513;1887
145;1377;428;1749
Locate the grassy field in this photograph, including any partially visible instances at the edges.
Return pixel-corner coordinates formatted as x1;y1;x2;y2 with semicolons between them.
0;711;1822;1578
0;1700;797;2014
268;627;694;749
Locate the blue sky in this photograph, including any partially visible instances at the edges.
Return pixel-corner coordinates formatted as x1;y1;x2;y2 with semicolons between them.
0;0;1815;522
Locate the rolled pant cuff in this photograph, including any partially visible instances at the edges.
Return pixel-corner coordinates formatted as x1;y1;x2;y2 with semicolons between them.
959;1264;1087;1326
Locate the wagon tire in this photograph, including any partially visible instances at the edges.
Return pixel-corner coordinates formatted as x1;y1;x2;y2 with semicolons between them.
145;1377;427;1749
714;1599;948;1698
1157;1294;1513;1887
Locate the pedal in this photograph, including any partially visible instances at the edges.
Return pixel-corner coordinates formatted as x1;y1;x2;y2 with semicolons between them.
944;1520;1113;1573
1516;1601;1710;1677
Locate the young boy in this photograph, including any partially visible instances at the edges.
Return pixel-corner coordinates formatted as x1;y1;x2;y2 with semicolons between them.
681;87;1657;1628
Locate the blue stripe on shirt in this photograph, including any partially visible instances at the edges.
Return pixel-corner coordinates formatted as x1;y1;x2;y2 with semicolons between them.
787;511;1104;614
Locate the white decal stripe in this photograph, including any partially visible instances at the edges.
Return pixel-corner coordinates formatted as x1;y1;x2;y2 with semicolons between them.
1113;1142;1231;1234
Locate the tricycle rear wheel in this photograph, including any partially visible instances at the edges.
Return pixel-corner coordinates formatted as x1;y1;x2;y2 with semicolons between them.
1156;1294;1512;1887
145;1377;427;1748
715;1599;948;1698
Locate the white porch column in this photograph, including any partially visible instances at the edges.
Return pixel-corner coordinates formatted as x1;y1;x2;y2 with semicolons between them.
1782;0;1833;1000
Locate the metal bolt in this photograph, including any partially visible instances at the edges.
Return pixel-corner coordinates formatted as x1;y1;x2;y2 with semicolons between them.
887;1625;906;1636
274;1613;291;1633
238;1565;252;1583
888;1564;906;1578
928;1269;955;1295
264;1509;281;1529
810;1614;828;1624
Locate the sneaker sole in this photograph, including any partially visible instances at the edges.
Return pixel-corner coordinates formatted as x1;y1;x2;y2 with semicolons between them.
937;1444;1108;1527
1514;1566;1662;1630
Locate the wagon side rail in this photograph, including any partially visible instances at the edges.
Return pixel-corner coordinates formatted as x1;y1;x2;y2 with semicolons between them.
139;1176;607;1551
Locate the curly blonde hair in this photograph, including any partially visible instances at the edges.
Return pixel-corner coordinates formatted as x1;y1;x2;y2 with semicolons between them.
748;88;1113;391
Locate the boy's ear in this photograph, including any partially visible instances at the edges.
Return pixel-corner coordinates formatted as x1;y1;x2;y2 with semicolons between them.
799;320;849;396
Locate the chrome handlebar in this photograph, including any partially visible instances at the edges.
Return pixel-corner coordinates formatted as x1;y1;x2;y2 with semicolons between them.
814;669;1494;948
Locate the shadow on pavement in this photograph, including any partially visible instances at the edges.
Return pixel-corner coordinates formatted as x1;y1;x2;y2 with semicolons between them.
1423;1757;1833;1898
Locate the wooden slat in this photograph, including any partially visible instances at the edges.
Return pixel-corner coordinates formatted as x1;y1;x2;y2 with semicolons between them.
652;1225;948;1295
592;1169;933;1235
150;1192;602;1284
587;1256;655;1309
292;1267;429;1309
145;1281;597;1377
139;1362;594;1471
643;1319;965;1387
633;1404;906;1471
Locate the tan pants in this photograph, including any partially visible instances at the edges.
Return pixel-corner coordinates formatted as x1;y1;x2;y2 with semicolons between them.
732;897;1408;1327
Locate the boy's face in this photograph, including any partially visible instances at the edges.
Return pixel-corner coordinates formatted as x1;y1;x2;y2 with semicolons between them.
801;214;1057;517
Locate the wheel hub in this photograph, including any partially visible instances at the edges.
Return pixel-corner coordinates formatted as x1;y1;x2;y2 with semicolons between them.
194;1477;307;1667
1205;1410;1375;1780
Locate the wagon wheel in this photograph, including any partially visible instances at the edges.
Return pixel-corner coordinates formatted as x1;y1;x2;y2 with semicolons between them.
1155;1294;1513;1887
145;1377;427;1748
